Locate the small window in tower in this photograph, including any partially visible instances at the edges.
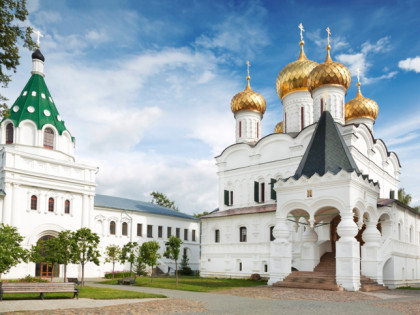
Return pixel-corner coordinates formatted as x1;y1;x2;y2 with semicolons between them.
41;93;46;99
301;107;304;130
6;123;14;144
23;91;27;96
257;122;259;138
32;91;37;96
43;128;54;149
122;222;128;236
64;200;70;214
48;197;54;212
284;112;287;133
321;98;324;114
31;195;38;210
110;221;116;235
239;121;242;138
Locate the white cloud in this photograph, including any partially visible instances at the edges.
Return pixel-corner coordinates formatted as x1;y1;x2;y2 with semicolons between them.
306;29;348;51
399;56;420;73
336;37;395;84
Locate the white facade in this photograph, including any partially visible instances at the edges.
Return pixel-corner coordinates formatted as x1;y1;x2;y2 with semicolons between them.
0;50;200;280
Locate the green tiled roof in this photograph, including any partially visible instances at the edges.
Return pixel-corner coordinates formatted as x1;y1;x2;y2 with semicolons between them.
4;73;69;136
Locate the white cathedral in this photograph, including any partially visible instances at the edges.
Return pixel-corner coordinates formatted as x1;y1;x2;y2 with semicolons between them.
0;47;200;279
200;27;420;291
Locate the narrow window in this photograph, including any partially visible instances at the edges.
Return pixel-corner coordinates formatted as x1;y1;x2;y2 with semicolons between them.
158;226;163;238
240;227;247;242
176;228;180;238
122;222;128;236
230;191;233;205
137;223;142;236
64;200;70;214
261;183;265;203
257;122;259;138
301;107;304;130
31;195;38;210
167;226;172;237
147;225;153;238
320;98;324;114
192;230;196;242
270;226;275;241
43;128;54;149
48;197;54;212
390;190;395;199
270;178;277;200
264;264;268;272
284;112;287;133
6;123;14;144
239;262;242;271
110;221;116;235
184;229;188;241
215;229;220;243
398;223;401;241
239;121;242;138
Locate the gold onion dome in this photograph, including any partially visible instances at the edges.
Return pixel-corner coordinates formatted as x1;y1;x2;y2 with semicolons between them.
274;121;283;133
231;75;266;115
276;40;318;100
345;82;378;121
307;44;351;93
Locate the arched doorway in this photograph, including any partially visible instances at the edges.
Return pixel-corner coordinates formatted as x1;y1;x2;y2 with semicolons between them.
35;235;60;278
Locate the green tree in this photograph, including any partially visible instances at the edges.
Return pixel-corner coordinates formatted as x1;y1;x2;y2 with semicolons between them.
150;191;179;211
71;228;100;287
163;236;183;286
179;251;192;276
398;188;419;211
51;231;74;282
0;224;28;280
104;244;121;280
133;254;147;276
121;241;138;277
0;0;36;118
193;211;209;218
140;240;161;282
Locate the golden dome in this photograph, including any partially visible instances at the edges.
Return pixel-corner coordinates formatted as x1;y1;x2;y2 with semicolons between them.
345;82;378;122
231;75;266;115
276;40;318;100
274;121;283;133
307;44;351;93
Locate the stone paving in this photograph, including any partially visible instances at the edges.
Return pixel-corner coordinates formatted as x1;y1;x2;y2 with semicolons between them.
1;282;420;315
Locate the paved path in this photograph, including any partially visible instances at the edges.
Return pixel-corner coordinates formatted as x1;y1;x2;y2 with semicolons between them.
1;282;420;314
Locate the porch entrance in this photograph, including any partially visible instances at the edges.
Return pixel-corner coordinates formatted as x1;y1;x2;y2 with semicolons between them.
35;235;59;278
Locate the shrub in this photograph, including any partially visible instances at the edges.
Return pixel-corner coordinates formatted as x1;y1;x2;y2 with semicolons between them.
250;273;261;281
2;275;48;283
104;271;131;279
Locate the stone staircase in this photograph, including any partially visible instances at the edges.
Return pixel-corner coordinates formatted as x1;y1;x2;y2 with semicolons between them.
273;252;387;291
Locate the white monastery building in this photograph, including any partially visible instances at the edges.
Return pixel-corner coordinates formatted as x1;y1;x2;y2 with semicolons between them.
0;47;200;279
200;26;420;291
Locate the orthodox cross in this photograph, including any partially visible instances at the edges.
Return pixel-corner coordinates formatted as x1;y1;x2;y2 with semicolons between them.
246;60;250;77
298;23;304;41
326;27;331;45
34;30;44;47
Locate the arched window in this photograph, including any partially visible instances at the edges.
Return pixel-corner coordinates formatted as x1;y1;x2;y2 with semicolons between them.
239;121;242;138
270;226;275;241
320;98;324;113
64;200;70;214
398;223;401;241
6;123;14;144
43;128;54;149
48;197;54;212
122;222;128;236
215;229;220;243
31;195;37;210
239;226;247;242
110;221;116;235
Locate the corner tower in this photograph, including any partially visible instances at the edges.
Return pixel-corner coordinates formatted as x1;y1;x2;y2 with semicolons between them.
0;47;75;160
231;61;266;144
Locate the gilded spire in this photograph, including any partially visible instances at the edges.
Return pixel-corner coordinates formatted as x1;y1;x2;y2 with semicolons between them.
356;68;362;96
297;23;308;61
325;27;332;63
33;29;44;48
246;60;251;90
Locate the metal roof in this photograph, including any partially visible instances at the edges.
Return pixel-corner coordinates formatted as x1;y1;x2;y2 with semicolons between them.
94;194;197;220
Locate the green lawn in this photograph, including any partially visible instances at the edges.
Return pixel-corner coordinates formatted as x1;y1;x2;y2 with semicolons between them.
1;286;165;300
397;286;420;290
99;276;267;292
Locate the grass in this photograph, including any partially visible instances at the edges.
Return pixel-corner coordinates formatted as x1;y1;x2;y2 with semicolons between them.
99;275;267;292
1;286;166;300
397;286;420;290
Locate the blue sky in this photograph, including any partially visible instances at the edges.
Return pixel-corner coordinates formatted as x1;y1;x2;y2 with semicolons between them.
3;0;420;213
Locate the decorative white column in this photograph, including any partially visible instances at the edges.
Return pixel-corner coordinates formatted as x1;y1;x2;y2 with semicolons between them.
268;218;292;285
2;182;12;224
300;224;319;271
312;86;346;125
235;110;262;144
336;211;361;291
282;91;314;133
361;221;382;284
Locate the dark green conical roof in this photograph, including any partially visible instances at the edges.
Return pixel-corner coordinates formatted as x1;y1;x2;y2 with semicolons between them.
4;51;69;136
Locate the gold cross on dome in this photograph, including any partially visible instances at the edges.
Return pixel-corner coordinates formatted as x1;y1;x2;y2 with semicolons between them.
298;23;304;41
33;30;44;47
326;27;331;45
357;68;360;83
246;60;250;77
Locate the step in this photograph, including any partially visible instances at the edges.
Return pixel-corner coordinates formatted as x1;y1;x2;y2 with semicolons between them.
360;284;388;292
274;281;343;291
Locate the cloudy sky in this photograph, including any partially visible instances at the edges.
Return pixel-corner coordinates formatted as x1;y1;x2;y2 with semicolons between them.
3;0;420;214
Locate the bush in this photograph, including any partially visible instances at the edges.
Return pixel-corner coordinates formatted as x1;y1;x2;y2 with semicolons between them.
104;271;131;279
2;275;48;283
250;273;261;281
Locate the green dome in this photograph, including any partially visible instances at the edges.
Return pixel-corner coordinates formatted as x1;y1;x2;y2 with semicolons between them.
5;73;69;136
